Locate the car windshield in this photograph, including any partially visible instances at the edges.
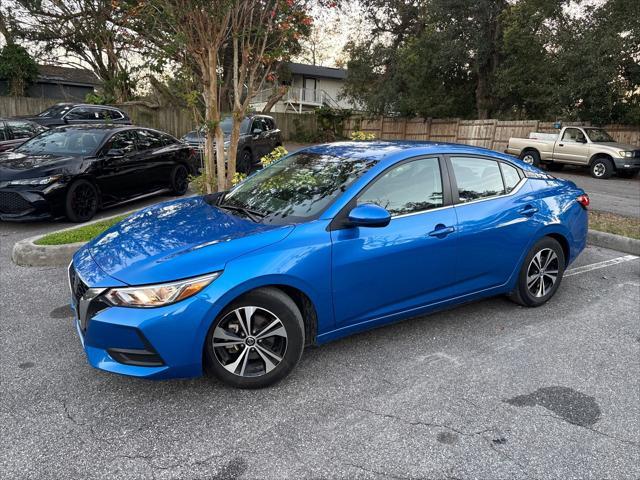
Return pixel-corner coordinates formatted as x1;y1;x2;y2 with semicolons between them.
15;129;107;156
37;105;72;118
584;128;614;142
221;152;376;224
195;117;250;136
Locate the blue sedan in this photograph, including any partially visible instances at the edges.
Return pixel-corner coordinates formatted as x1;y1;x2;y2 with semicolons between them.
68;142;589;388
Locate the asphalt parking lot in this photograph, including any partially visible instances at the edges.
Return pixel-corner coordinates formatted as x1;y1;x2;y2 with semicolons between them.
1;202;639;480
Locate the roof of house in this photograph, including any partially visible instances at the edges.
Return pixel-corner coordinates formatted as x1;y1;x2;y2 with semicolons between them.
37;65;102;87
285;62;347;80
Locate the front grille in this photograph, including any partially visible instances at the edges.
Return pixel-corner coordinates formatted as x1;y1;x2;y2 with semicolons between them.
0;191;32;214
68;264;88;305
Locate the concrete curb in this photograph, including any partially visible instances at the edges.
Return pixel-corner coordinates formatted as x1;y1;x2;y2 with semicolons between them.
587;230;640;256
11;210;138;267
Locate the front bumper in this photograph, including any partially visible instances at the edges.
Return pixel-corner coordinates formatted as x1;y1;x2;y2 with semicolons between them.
613;156;640;170
69;250;227;380
0;184;65;221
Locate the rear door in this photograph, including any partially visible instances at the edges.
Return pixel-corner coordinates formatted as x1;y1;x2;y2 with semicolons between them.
134;129;175;188
331;156;459;326
447;155;537;294
97;130;151;199
553;128;590;164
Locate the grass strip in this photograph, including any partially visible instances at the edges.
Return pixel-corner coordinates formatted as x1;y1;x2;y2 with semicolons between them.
35;215;128;246
589;210;640;240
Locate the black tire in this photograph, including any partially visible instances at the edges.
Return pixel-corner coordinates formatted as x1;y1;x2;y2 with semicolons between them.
520;150;540;167
509;237;565;308
237;149;253;174
617;170;639;179
205;287;305;389
170;164;189;195
546;163;564;172
590;157;614;179
65;179;99;222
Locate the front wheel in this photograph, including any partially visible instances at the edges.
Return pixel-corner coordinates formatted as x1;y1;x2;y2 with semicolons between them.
590;157;614;179
205;288;305;389
509;237;565;307
65;179;99;222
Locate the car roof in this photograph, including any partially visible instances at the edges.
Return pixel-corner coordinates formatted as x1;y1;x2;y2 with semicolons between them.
50;103;127;112
304;140;533;169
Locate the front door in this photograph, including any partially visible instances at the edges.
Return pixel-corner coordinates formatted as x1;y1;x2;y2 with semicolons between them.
553;128;590;164
331;156;458;326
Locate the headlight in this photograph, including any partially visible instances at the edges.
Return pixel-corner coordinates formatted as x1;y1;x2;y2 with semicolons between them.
9;175;62;186
619;151;634;157
104;272;220;308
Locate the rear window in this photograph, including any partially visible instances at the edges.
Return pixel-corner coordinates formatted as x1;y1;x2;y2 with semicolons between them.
451;157;505;202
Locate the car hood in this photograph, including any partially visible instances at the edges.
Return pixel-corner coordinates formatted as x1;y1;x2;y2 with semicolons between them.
0;151;81;180
86;196;294;285
596;142;638;151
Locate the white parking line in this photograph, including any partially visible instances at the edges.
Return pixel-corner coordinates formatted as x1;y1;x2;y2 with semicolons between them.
565;255;639;277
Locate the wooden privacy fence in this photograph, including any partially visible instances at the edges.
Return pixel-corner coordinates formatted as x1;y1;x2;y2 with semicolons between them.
344;117;640;150
0;96;318;140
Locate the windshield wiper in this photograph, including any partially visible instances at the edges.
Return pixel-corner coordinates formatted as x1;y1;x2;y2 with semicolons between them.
218;203;266;222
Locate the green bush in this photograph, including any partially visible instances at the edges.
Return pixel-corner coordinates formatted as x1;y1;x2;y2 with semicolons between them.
0;44;38;96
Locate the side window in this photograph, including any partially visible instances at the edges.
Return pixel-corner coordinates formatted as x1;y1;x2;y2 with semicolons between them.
136;129;164;150
251;118;266;133
562;128;585;143
6;121;36;139
65;107;95;121
103;109;124;120
451;157;505;203
500;162;521;194
265;118;275;130
358;157;443;216
0;124;7;141
161;133;177;146
107;131;137;154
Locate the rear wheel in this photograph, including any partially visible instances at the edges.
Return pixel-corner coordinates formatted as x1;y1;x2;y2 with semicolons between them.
205;288;305;388
170;164;189;195
509;237;565;307
65;179;99;222
590;157;614;179
520;150;540;167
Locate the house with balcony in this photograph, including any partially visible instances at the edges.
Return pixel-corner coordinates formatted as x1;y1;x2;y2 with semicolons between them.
251;62;355;113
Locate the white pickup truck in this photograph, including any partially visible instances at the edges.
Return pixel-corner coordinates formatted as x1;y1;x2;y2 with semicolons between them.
506;126;640;179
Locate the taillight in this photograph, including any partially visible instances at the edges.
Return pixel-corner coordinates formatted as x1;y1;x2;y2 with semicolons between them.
577;194;590;209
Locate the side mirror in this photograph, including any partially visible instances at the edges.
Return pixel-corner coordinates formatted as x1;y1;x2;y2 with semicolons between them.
105;148;125;157
252;128;262;135
348;204;391;228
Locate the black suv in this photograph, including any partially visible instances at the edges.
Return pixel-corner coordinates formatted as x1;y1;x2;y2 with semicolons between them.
22;103;132;127
0;119;48;152
181;114;283;173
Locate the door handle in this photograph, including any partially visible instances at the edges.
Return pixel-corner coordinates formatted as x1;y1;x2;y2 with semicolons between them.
518;206;539;217
558;144;564;147
428;224;455;238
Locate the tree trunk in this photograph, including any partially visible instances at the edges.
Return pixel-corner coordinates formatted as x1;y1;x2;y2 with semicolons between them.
226;110;243;187
262;85;288;113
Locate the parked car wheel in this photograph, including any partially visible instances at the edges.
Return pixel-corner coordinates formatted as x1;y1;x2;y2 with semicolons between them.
237;149;253;174
205;287;305;389
520;150;540;167
616;170;639;179
65;179;99;222
546;163;564;172
590;157;614;179
170;164;190;195
509;237;565;307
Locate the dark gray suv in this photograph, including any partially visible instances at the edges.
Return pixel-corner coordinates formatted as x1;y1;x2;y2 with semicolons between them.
181;114;283;173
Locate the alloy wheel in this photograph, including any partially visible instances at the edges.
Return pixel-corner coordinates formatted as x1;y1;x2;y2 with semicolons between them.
212;306;288;377
71;184;97;219
526;248;559;298
593;162;606;177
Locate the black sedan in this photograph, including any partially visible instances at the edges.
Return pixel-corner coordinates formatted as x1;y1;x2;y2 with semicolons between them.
0;125;198;222
0;119;48;152
22;103;132;127
181;114;283;173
